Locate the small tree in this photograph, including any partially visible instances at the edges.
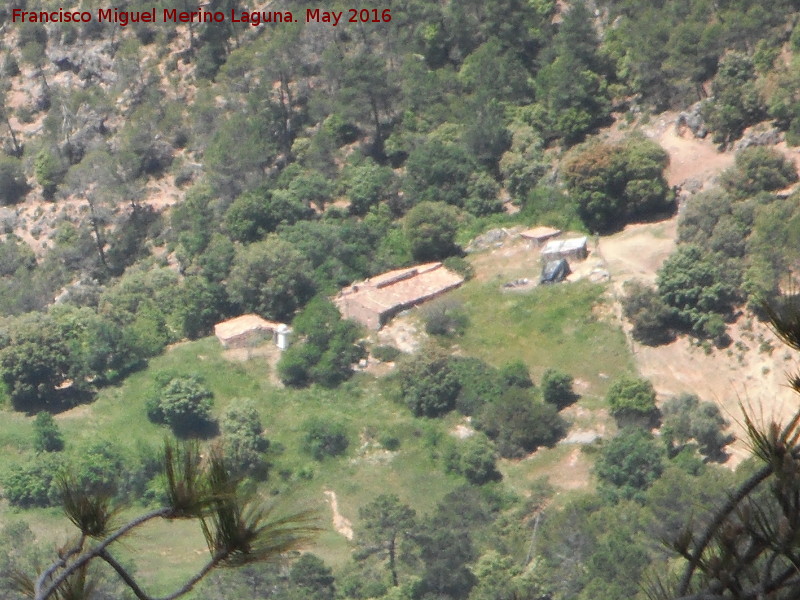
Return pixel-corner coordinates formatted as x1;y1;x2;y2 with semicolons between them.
541;368;576;408
357;494;416;587
33;412;64;453
595;428;664;503
444;433;502;485
622;281;675;346
395;350;460;418
477;388;567;458
606;376;658;426
404;202;461;262
498;360;534;389
0;156;28;205
221;401;269;479
147;375;215;436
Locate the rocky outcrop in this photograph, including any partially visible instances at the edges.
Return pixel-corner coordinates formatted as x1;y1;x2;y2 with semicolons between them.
676;102;707;138
733;125;783;151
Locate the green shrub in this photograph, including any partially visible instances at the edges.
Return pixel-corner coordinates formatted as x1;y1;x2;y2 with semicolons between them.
396;350;460;417
372;345;402;362
444;433;501;485
606;376;658;426
303;418;349;460
33;411;64;452
3;456;62;508
443;256;475;280
498;360;533;389
0;157;28;205
147;374;215;436
595;428;665;503
421;299;469;336
541;368;576;409
477;388;566;458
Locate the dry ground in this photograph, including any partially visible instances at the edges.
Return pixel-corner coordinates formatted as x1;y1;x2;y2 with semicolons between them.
595;119;800;466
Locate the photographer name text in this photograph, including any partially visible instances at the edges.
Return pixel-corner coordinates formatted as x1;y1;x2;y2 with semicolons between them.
11;7;392;27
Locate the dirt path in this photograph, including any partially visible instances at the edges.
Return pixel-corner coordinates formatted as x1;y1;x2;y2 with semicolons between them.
323;490;354;541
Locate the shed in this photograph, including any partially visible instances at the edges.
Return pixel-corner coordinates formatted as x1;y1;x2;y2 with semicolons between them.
541;236;588;261
214;314;289;350
520;226;562;248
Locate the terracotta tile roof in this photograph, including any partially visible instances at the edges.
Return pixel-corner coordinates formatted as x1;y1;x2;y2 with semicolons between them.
214;314;283;342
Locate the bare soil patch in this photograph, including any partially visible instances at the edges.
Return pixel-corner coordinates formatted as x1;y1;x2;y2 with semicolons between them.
647;113;736;188
323;490;354;541
634;318;800;466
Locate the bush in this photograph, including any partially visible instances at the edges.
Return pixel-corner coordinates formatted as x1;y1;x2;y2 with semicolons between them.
421;298;469;336
396;350;460;417
448;356;507;416
404;201;461;261
622;281;675;345
563;135;672;233
720;146;798;198
372;345;402;362
498;360;534;389
33;411;64;452
595;428;665;503
476;388;567;458
303;418;349;460
606;376;658;426
443;256;475;281
147;375;215;436
656;245;741;335
222;401;270;478
661;393;731;459
3;456;62;508
443;433;501;485
277;298;365;388
541;368;576;408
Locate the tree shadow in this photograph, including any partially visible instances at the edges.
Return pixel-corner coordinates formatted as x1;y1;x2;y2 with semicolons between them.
13;386;96;416
172;418;220;440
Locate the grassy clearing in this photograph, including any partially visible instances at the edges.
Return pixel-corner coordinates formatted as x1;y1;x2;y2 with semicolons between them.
453;279;634;398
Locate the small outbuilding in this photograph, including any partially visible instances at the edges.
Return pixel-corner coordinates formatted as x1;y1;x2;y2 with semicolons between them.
540;259;571;284
521;226;562;248
214;314;291;350
541;236;588;261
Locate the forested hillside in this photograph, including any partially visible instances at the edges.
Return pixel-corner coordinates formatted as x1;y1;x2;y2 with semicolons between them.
3;0;800;598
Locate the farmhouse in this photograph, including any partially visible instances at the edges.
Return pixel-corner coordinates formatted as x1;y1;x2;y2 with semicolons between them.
541;236;589;261
520;226;562;248
334;262;465;330
214;314;292;350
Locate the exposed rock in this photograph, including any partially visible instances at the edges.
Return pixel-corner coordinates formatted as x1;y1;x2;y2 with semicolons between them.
733;126;783;151
465;227;522;253
676;102;707;138
589;268;610;283
48;43;115;85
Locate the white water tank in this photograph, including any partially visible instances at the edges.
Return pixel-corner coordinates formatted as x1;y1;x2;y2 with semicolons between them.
275;324;293;350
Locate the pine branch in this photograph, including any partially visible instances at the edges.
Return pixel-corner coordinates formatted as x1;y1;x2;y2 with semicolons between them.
33;535;85;598
99;548;229;600
36;507;172;600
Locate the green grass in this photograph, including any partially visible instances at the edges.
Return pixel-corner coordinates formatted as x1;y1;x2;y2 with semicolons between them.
453;279;635;398
0;339;465;596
